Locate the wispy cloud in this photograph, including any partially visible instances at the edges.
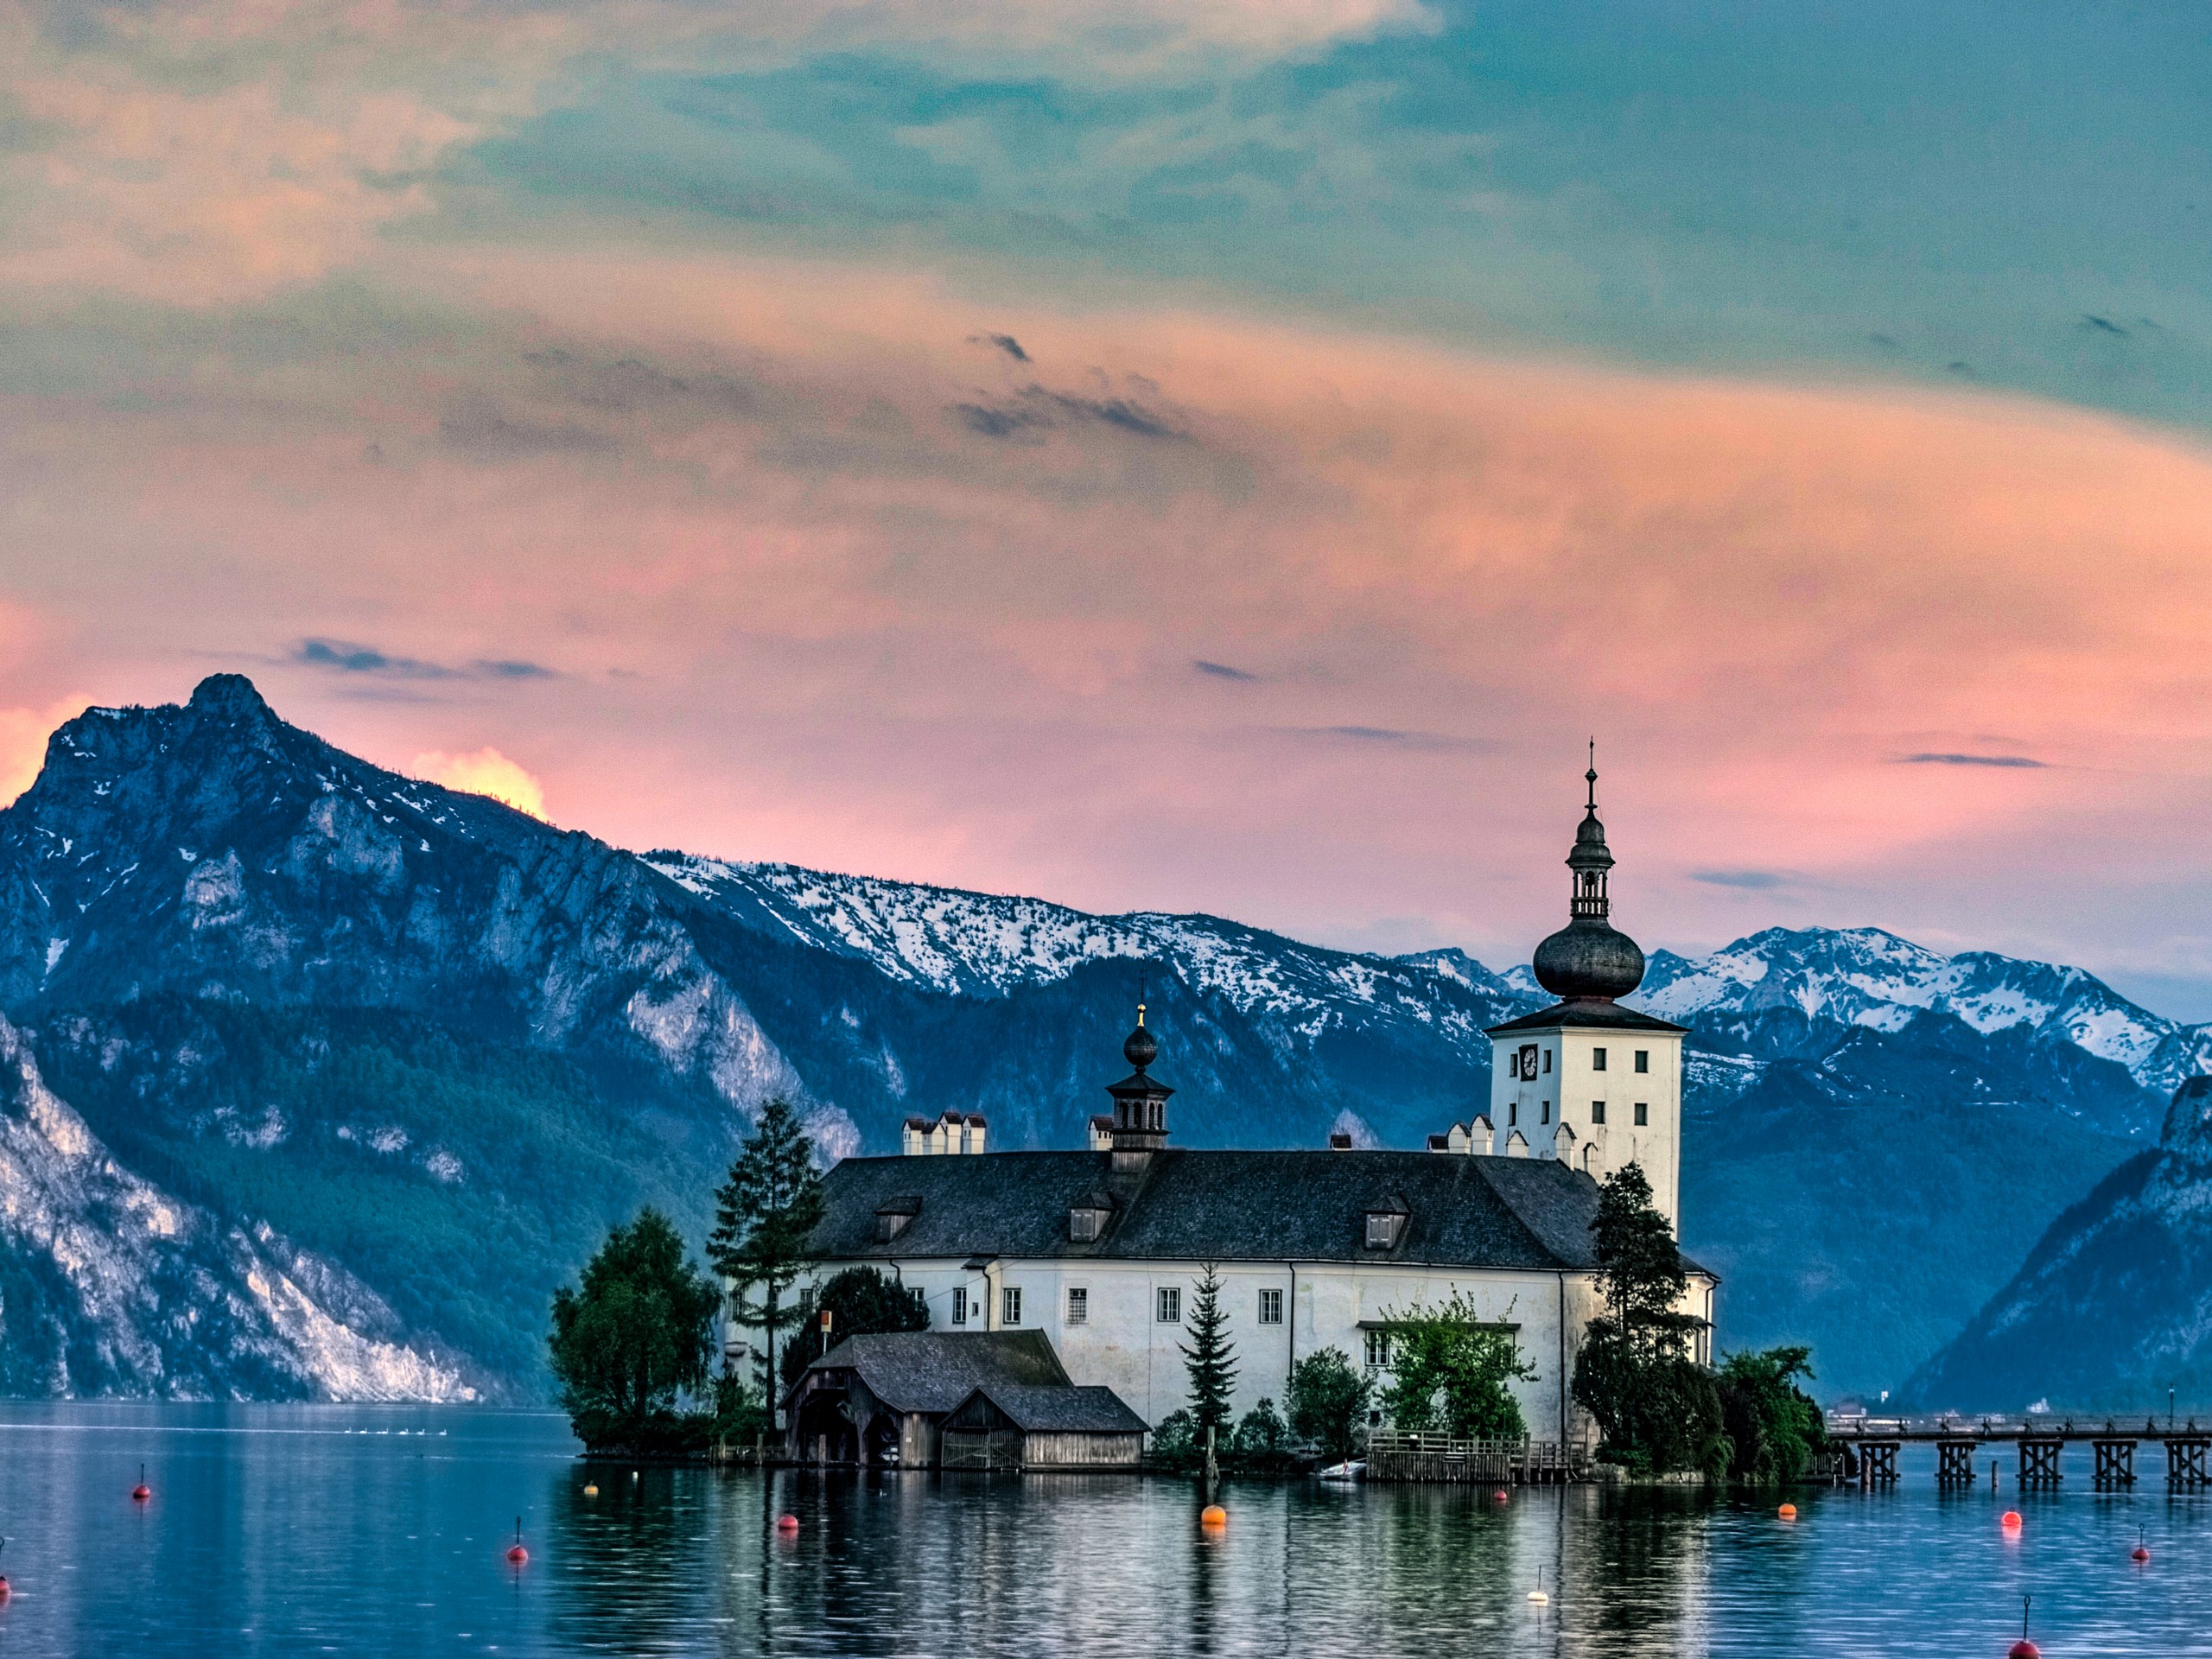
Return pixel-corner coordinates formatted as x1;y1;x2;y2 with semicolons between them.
970;333;1031;364
1691;869;1790;890
295;640;555;683
1283;725;1489;752
1193;659;1257;681
1897;752;2047;769
953;382;1188;443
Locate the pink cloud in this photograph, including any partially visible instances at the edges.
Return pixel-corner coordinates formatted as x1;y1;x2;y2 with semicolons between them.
409;747;547;819
6;248;2212;986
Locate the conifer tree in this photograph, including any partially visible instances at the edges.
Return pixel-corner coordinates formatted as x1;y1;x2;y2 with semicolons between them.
1589;1162;1697;1356
1179;1261;1239;1440
707;1097;825;1407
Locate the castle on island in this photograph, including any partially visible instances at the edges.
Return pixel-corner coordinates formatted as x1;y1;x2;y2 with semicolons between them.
740;767;1715;1469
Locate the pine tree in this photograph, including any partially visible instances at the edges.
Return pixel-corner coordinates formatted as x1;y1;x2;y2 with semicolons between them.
706;1097;826;1407
1179;1261;1239;1440
1590;1162;1695;1356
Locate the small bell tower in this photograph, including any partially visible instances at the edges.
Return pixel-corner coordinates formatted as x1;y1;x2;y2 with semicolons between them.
1104;981;1172;1174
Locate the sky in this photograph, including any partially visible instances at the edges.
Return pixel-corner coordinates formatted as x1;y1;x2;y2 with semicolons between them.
3;1;2212;1011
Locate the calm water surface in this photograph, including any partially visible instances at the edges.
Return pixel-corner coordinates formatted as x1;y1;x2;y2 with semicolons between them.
0;1402;2203;1656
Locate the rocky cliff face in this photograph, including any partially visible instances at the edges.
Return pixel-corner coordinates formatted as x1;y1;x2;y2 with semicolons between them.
1901;1076;2212;1411
0;675;2198;1401
0;1009;472;1400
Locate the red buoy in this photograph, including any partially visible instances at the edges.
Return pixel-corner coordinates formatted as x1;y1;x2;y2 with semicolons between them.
131;1463;150;1503
2009;1592;2038;1658
776;1514;800;1533
505;1518;528;1564
0;1577;10;1601
2133;1526;2151;1563
2000;1510;2022;1529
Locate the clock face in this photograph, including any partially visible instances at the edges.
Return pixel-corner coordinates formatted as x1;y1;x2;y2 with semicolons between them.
1518;1043;1540;1079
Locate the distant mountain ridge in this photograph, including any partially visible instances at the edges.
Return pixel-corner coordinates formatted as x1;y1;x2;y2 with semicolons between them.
0;675;2196;1403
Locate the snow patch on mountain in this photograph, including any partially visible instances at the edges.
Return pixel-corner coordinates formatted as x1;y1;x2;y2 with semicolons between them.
0;1012;475;1402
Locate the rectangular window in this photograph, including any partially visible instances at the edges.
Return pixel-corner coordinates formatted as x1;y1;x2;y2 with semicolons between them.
1002;1287;1022;1326
1542;1049;1552;1074
1363;1328;1392;1370
1066;1287;1088;1325
952;1287;968;1326
1258;1288;1283;1325
1634;1050;1649;1073
1158;1286;1182;1324
1635;1102;1649;1126
1592;1100;1606;1125
1592;1047;1608;1071
1541;1100;1550;1124
1508;1101;1517;1126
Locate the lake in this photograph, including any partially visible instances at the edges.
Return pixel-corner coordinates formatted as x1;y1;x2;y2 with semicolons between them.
0;1402;2203;1656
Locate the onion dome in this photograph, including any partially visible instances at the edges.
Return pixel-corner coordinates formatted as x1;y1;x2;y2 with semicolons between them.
1123;1016;1158;1071
1531;751;1647;1001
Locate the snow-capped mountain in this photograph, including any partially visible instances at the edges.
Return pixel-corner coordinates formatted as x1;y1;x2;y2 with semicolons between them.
0;675;2199;1401
1642;926;2212;1108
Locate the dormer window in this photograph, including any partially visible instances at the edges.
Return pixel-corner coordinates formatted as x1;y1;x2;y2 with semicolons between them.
1069;1192;1113;1242
874;1195;922;1242
1363;1198;1408;1250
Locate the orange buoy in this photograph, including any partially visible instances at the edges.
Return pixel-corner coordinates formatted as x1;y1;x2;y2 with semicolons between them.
775;1514;800;1533
2000;1510;2022;1530
582;1484;599;1498
505;1518;528;1564
1199;1504;1227;1528
1777;1503;1797;1520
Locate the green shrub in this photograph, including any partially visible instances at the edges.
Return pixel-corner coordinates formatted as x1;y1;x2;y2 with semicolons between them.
1716;1345;1826;1484
1285;1347;1372;1461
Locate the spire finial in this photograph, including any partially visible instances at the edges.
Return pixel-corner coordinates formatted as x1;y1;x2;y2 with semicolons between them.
1586;739;1598;811
1137;964;1147;1027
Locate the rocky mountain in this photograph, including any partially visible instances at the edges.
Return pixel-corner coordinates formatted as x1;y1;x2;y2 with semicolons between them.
0;675;2198;1402
1901;1076;2212;1412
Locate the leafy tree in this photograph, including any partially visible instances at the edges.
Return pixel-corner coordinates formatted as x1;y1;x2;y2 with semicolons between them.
1716;1345;1827;1484
1149;1408;1198;1468
1591;1162;1700;1357
1230;1397;1294;1469
1572;1163;1728;1475
548;1208;719;1452
779;1266;931;1391
1378;1293;1536;1440
707;1097;824;1405
1179;1262;1239;1440
1285;1347;1373;1460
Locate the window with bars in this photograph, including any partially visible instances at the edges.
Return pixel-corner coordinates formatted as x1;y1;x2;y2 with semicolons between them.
1363;1328;1393;1370
1066;1287;1088;1325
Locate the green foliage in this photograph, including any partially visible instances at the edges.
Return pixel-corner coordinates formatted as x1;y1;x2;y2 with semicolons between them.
1179;1262;1239;1440
1285;1346;1373;1460
778;1266;931;1391
707;1098;824;1399
1230;1397;1299;1470
1592;1163;1700;1358
1149;1408;1198;1469
1377;1293;1535;1440
30;1000;721;1394
548;1209;720;1454
1573;1163;1729;1476
1716;1345;1827;1484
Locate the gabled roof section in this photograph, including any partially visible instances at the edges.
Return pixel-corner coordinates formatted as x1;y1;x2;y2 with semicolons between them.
1487;997;1686;1035
950;1383;1147;1434
801;1331;1070;1414
810;1147;1646;1272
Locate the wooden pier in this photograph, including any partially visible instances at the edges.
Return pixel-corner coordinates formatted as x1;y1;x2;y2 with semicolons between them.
1826;1415;2212;1489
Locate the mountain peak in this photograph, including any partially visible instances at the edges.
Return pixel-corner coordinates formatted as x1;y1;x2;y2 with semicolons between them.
188;673;278;726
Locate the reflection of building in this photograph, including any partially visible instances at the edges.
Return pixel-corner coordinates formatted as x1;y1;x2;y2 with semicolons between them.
741;766;1714;1452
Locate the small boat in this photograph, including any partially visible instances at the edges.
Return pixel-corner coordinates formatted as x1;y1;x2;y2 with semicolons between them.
1318;1459;1368;1482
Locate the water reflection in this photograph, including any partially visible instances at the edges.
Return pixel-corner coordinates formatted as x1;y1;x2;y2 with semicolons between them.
0;1407;2209;1656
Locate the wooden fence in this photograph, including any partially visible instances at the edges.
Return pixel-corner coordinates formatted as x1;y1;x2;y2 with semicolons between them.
1365;1431;1583;1484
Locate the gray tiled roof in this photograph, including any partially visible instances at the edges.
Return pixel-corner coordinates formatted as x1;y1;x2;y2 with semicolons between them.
809;1147;1700;1274
1487;997;1686;1034
802;1331;1071;1414
951;1383;1149;1434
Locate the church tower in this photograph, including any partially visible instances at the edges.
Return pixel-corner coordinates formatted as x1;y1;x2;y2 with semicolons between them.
1484;754;1687;1228
1103;995;1173;1175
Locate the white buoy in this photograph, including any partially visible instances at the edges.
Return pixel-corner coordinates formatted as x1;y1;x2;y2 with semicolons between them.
1528;1566;1550;1605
